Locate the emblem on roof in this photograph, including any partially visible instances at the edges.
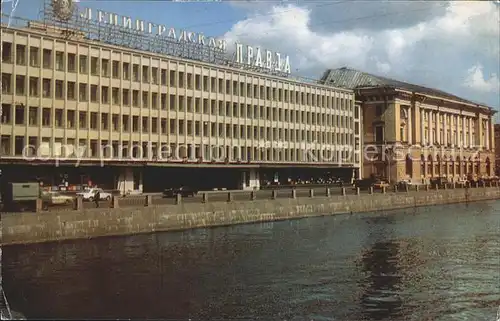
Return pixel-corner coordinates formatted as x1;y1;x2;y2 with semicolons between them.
52;0;75;21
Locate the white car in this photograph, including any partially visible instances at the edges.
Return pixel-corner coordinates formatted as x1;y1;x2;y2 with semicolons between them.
76;188;112;201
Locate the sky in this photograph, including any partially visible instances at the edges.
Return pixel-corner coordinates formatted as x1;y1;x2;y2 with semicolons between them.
2;0;499;121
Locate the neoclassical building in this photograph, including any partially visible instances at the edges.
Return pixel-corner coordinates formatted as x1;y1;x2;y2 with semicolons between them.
321;67;496;183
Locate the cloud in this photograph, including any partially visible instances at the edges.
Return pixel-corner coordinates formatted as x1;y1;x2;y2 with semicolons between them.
464;64;500;93
224;1;500;107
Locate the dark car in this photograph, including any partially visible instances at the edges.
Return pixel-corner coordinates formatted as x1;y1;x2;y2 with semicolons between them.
162;187;198;198
353;178;375;190
430;177;449;188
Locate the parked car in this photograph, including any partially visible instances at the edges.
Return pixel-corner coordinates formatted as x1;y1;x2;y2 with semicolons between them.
41;191;74;205
455;178;468;187
353;179;375;190
76;188;112;201
163;187;198;198
430;177;449;188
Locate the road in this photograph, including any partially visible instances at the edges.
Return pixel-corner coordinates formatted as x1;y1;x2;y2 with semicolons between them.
49;186;392;210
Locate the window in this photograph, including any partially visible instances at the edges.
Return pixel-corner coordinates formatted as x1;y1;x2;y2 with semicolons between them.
29;47;39;67
15;75;25;95
2;42;12;63
43;49;52;69
67;82;76;100
1;73;11;94
79;55;88;73
55;51;65;71
67;53;76;72
16;45;26;65
29;77;39;96
28;107;38;126
375;125;384;142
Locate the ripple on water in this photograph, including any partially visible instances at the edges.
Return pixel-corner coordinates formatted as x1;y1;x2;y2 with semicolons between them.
2;201;500;320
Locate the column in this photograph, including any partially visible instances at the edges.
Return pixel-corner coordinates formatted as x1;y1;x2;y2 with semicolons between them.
485;119;490;150
443;114;448;146
429;111;434;145
407;107;413;144
420;108;425;145
461;115;467;147
468;118;473;148
490;117;495;151
435;112;441;145
475;116;481;148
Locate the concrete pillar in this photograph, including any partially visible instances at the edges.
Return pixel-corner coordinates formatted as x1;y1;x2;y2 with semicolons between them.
175;193;182;205
227;192;233;202
112;196;120;208
356;187;360;195
369;187;373;194
325;187;330;197
74;196;83;210
272;190;278;199
341;188;346;196
144;195;153;207
309;189;314;198
116;167;135;196
244;169;260;191
250;190;256;200
291;189;297;199
36;198;43;213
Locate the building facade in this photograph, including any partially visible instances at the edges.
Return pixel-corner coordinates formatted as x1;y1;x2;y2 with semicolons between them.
321;67;496;183
0;14;361;192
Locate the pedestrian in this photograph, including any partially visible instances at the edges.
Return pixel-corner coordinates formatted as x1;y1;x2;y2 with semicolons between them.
94;190;100;208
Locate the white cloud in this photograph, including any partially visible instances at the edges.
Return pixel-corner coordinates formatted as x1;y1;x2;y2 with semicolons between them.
224;1;500;107
464;64;500;93
376;61;391;74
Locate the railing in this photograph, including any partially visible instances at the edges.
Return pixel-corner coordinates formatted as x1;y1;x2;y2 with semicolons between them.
5;180;499;213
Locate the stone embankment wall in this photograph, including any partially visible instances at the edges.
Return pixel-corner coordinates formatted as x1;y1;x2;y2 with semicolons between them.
2;187;499;245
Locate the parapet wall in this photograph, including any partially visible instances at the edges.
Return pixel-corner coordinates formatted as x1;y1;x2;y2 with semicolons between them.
2;187;499;245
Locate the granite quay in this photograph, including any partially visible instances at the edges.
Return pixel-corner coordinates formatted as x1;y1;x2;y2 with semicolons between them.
2;184;500;246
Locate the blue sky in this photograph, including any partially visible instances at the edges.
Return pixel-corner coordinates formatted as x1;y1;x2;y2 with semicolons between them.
3;0;245;41
3;0;499;119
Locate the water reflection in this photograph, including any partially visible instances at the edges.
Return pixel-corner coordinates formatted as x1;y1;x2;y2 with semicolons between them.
360;240;403;320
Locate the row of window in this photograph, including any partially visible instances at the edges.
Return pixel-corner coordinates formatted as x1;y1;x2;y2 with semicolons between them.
0;136;360;163
375;123;479;149
419;162;490;176
2;73;359;127
421;127;476;147
1;41;351;109
1;76;358;127
1;105;356;144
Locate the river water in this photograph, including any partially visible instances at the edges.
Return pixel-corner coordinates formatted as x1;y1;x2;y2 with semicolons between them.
2;201;500;320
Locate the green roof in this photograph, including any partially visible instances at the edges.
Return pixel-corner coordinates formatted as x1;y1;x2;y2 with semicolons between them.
320;67;488;108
